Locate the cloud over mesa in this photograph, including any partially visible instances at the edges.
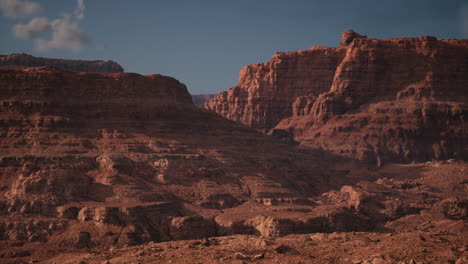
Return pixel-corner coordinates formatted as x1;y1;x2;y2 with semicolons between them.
13;17;50;39
36;18;90;52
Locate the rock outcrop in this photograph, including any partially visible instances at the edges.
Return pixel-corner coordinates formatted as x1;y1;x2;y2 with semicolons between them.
341;29;367;46
0;53;124;73
205;31;468;164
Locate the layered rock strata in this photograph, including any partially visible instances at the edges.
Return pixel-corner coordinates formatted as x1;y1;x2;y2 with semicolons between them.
0;66;466;263
0;66;356;248
205;31;468;164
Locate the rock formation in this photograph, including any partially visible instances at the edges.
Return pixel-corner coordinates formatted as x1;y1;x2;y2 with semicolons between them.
0;66;372;258
341;29;367;46
205;31;468;164
205;46;346;131
0;53;124;73
0;65;466;263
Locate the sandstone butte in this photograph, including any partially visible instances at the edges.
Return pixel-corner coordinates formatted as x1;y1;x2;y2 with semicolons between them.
204;30;468;166
0;53;124;73
0;66;466;264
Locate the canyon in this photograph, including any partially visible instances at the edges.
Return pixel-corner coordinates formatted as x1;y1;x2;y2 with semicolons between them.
205;30;468;165
0;31;466;264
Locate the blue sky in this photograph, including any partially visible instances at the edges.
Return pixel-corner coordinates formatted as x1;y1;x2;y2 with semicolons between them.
1;0;467;94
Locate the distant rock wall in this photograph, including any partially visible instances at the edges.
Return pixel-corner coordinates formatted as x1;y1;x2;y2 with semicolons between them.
205;31;468;164
0;66;191;112
205;47;346;132
0;53;124;73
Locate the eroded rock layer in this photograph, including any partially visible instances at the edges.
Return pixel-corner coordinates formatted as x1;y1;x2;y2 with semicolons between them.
0;66;362;251
0;67;466;263
205;31;468;164
205;47;346;132
0;53;124;73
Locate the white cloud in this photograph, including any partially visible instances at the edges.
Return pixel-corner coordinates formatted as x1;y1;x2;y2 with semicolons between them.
0;0;40;18
8;0;91;52
75;0;84;20
13;17;50;39
36;17;89;52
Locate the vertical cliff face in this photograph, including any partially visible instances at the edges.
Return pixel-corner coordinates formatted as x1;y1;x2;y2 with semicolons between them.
205;47;346;132
309;36;467;124
0;67;191;121
205;31;468;164
0;53;124;73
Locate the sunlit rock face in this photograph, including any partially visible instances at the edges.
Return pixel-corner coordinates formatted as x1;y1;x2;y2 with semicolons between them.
205;31;468;164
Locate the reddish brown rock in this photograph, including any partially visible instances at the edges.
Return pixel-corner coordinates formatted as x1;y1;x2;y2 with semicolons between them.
0;65;466;264
0;53;124;73
205;46;346;132
169;216;216;240
280;36;468;164
7;232;468;264
205;32;468;164
244;216;295;238
0;66;338;249
341;29;367;46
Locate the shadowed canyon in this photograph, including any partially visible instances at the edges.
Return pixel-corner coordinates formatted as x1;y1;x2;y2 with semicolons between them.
0;31;466;264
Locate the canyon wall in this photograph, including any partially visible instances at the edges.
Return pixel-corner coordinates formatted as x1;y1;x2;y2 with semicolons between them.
205;31;468;164
205;47;346;132
0;53;124;73
0;60;466;262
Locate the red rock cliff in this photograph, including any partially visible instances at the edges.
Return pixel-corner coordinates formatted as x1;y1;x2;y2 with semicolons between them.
0;53;124;73
205;47;346;132
0;67;466;262
205;31;468;164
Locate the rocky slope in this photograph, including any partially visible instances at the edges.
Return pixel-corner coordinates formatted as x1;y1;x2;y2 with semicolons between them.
39;232;467;264
2;156;467;263
0;53;124;73
0;66;466;263
191;93;217;105
205;31;468;164
0;66;368;261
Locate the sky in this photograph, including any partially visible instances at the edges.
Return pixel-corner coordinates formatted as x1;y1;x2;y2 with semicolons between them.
1;0;467;94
